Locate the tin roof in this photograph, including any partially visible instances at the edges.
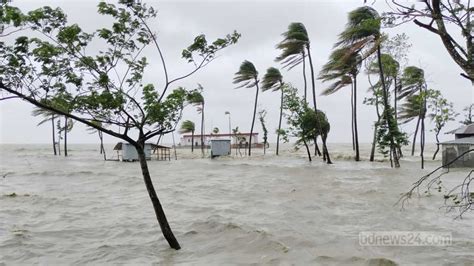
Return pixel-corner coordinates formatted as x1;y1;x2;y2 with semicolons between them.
446;123;474;135
441;137;474;145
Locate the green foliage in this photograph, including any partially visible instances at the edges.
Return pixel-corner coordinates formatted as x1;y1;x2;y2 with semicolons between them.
336;6;380;47
376;107;408;157
179;120;195;134
0;0;239;145
426;89;458;135
233;60;258;88
275;22;308;69
182;31;240;64
460;104;473;125
319;47;361;95
261;67;283;92
282;85;330;150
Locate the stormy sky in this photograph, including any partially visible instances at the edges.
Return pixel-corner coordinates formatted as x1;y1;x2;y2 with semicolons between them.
0;0;472;145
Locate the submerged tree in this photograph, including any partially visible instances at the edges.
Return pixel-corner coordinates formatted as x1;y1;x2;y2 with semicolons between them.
179;120;195;152
0;1;240;249
427;89;458;160
187;86;205;156
337;6;402;167
258;109;268;155
319;47;361;161
32;107;57;155
283;85;332;163
398;66;427;165
261;67;285;155
86;121;107;160
233;60;260;156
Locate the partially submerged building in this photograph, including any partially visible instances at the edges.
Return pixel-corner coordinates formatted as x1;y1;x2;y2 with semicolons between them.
210;139;231;158
441;124;474;168
113;142;153;162
180;133;260;148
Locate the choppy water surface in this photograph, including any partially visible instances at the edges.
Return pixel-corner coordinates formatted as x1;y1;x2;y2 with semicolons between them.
0;144;473;265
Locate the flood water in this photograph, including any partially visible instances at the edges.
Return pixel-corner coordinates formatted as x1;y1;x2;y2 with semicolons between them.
1;144;473;265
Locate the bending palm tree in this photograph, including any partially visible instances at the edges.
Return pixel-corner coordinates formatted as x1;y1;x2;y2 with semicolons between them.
261;67;285;156
187;86;205;156
336;6;401;167
32;107;57;155
179;120;195;152
276;23;307;101
233;60;260;156
398;66;427;168
319;47;361;161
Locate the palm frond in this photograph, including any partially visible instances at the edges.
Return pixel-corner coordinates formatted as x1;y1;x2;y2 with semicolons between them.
261;67;283;92
233;60;258;89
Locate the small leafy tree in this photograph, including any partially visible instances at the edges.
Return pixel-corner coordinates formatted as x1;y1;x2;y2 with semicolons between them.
427;89;458;160
460;104;473;125
283;85;332;163
258;109;268;155
0;1;240;249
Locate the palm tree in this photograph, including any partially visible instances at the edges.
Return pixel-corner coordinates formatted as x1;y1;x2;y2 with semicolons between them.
276;23;308;101
86;121;107;160
319;47;361;161
336;6;401;167
233;60;260;156
179;120;195;152
32;107;57;155
398;66;427;168
261;67;285;156
187;85;205;156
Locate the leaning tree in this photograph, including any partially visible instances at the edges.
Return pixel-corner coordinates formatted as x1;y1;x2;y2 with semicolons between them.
0;0;240;249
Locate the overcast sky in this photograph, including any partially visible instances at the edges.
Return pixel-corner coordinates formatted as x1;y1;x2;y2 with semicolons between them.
0;0;472;145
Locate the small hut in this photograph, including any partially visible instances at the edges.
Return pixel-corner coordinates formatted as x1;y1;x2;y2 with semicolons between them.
151;144;171;161
441;137;474;168
113;142;152;161
210;139;231;158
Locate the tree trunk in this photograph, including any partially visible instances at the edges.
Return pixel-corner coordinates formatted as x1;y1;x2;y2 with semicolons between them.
191;131;194;153
57;119;61;156
353;75;360;161
99;131;106;161
433;131;440;160
377;45;400;168
64;117;68;157
306;45;317;110
370;122;378;162
248;81;260;156
201;104;205;157
322;134;332;164
351;83;355;151
276;89;283;156
420;116;425;169
302;51;308;102
136;144;181;250
412;117;421;156
52;114;57;156
303;139;312;162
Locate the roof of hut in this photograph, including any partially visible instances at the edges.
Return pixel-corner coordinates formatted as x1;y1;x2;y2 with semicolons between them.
441;137;474;145
113;142;170;150
446;123;474;135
